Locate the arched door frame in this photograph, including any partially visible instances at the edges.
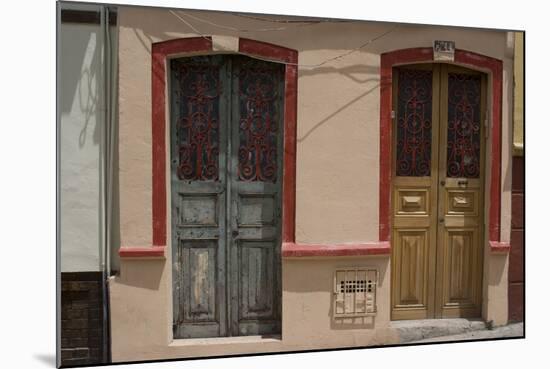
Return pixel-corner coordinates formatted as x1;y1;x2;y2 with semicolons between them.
378;47;506;252
118;37;298;258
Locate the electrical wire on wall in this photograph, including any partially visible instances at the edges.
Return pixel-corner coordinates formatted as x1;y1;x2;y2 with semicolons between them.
231;13;352;24
168;10;398;69
175;11;310;32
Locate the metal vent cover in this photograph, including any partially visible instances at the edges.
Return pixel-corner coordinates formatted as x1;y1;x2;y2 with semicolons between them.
333;268;378;317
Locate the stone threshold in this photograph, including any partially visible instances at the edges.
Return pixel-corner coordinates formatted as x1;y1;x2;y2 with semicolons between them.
170;334;282;347
408;322;524;343
390;318;488;343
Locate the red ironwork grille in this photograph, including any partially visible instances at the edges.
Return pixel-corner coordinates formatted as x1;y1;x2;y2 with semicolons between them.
447;73;482;178
395;68;433;177
171;56;222;181
237;58;283;182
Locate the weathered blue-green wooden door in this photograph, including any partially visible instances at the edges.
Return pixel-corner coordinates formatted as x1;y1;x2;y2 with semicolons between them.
170;55;283;338
170;55;229;339
229;56;284;336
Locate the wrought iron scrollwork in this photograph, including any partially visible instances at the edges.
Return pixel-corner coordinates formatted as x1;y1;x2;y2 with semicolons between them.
172;57;222;181
396;69;433;177
237;58;283;183
446;73;481;178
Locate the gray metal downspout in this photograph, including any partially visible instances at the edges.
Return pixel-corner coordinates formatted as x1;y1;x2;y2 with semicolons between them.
55;3;62;367
105;5;116;362
100;6;112;364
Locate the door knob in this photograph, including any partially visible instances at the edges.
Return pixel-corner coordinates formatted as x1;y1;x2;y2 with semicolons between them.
440;180;445;186
439;218;444;224
232;230;239;237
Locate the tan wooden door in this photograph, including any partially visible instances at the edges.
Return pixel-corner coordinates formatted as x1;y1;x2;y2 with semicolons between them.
391;64;486;320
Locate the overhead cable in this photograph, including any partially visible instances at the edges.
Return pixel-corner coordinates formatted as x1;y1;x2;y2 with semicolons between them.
177;11;300;32
168;10;398;70
232;13;352;24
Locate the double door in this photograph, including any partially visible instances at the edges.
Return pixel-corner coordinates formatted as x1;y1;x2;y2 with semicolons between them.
391;64;487;320
170;55;284;338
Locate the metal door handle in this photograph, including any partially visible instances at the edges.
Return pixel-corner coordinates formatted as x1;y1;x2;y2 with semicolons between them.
232;230;239;237
440;180;445;186
439;218;444;224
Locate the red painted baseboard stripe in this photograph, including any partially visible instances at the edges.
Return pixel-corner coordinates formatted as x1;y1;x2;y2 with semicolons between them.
282;242;391;257
119;246;166;258
489;241;511;253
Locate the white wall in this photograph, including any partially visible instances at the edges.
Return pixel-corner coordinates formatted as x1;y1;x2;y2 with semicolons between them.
59;22;103;272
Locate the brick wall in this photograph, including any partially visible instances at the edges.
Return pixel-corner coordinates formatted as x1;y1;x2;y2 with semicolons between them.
61;272;107;366
508;156;524;322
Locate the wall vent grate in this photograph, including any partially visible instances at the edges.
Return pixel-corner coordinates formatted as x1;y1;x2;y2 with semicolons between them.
334;268;378;317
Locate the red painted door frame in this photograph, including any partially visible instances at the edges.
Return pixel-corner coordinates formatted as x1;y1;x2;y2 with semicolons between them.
120;43;507;258
379;47;506;251
119;37;298;257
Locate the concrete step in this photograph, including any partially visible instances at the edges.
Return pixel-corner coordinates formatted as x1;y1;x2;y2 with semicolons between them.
390;318;488;343
409;322;524;343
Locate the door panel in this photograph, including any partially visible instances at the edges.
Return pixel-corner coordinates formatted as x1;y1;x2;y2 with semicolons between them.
184;241;218;321
171;55;228;338
391;65;439;320
229;56;284;336
445;189;478;216
392;229;431;320
435;65;485;318
171;55;283;338
396;189;429;216
239;241;275;318
439;228;482;317
444;230;477;302
391;64;486;320
237;194;276;226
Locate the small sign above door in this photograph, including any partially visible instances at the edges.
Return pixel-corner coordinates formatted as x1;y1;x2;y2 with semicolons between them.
433;40;455;61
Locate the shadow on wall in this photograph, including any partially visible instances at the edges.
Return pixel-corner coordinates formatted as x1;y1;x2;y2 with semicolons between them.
298;82;379;143
330;259;388;330
116;259;166;290
501;67;514;195
125;7;398;56
110;89;121;274
488;253;508;287
331;316;375;330
283;258;388;330
284;258;388;291
60;24;101;149
125;9;390;148
298;65;380;82
60;22;122;274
